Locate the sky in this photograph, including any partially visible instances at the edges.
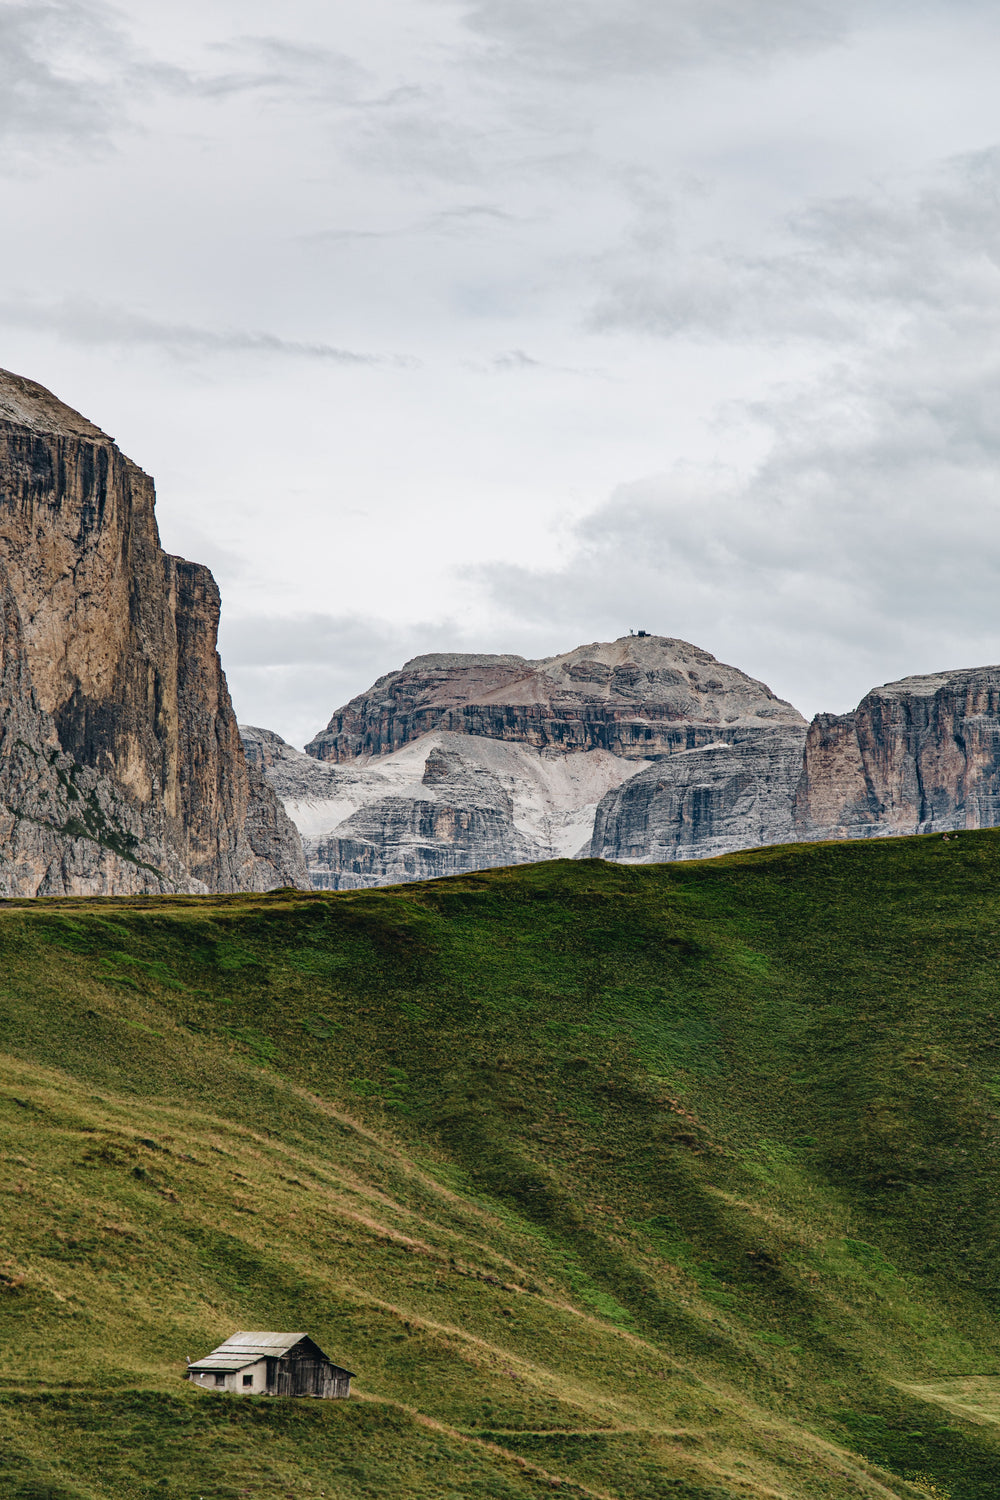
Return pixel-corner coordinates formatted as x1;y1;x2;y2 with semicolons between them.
4;0;1000;744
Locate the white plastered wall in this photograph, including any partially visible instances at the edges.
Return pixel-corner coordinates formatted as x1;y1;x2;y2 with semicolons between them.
189;1359;267;1394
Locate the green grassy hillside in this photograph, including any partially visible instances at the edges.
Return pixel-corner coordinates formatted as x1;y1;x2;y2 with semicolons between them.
4;836;1000;1499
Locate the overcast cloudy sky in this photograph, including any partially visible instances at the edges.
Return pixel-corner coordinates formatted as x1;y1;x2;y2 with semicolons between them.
4;0;1000;743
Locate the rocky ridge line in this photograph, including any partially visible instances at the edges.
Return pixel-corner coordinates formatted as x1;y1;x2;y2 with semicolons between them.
251;636;805;889
251;644;1000;890
306;638;802;763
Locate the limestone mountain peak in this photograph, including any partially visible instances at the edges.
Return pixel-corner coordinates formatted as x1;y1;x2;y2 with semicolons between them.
305;634;804;765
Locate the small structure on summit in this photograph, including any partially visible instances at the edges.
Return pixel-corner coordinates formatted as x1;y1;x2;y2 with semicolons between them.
187;1331;354;1398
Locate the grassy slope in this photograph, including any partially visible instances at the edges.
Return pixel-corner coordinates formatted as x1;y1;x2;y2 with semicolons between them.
3;836;1000;1498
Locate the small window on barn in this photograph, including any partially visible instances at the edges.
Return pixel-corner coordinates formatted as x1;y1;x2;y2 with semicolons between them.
215;1373;226;1386
243;1374;253;1387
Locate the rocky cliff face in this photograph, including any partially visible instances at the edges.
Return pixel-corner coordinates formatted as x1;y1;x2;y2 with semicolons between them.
306;655;535;762
252;635;804;889
242;723;644;889
589;726;807;863
793;667;1000;839
0;567;187;895
257;641;1000;886
0;368;305;895
593;662;1000;860
17;368;1000;893
306;637;802;762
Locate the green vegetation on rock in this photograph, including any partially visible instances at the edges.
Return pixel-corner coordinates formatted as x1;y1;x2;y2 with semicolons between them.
4;837;1000;1497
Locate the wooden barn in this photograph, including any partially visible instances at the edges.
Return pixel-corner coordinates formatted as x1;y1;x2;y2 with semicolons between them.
187;1331;354;1398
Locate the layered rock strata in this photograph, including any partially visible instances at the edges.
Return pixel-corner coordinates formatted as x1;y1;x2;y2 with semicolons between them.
242;724;645;889
794;667;1000;839
305;637;801;763
0;368;305;895
262;642;1000;887
0;569;187;895
589;726;808;863
254;636;805;888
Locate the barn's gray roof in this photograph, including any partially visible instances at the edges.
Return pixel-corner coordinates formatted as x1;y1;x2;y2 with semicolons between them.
188;1331;354;1376
188;1354;259;1372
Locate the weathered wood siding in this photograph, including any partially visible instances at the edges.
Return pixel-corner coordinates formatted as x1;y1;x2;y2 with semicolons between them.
268;1341;352;1398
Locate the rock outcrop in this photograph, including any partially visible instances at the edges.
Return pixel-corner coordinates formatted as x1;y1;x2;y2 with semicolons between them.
0;368;306;895
0;567;186;895
21;367;1000;892
305;637;802;762
589;726;807;863
794;667;1000;839
252;635;805;888
593;662;1000;860
242;724;645;889
306;655;535;762
255;643;1000;886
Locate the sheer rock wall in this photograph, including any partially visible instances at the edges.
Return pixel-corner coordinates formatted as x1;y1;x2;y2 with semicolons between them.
794;668;1000;840
0;367;305;895
589;727;808;863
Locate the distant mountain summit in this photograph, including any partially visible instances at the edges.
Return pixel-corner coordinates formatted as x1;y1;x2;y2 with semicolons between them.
0;368;305;894
247;636;807;889
305;635;804;763
249;641;1000;890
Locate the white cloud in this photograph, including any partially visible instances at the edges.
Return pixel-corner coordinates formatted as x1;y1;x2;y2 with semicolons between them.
201;35;368;101
589;146;1000;347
